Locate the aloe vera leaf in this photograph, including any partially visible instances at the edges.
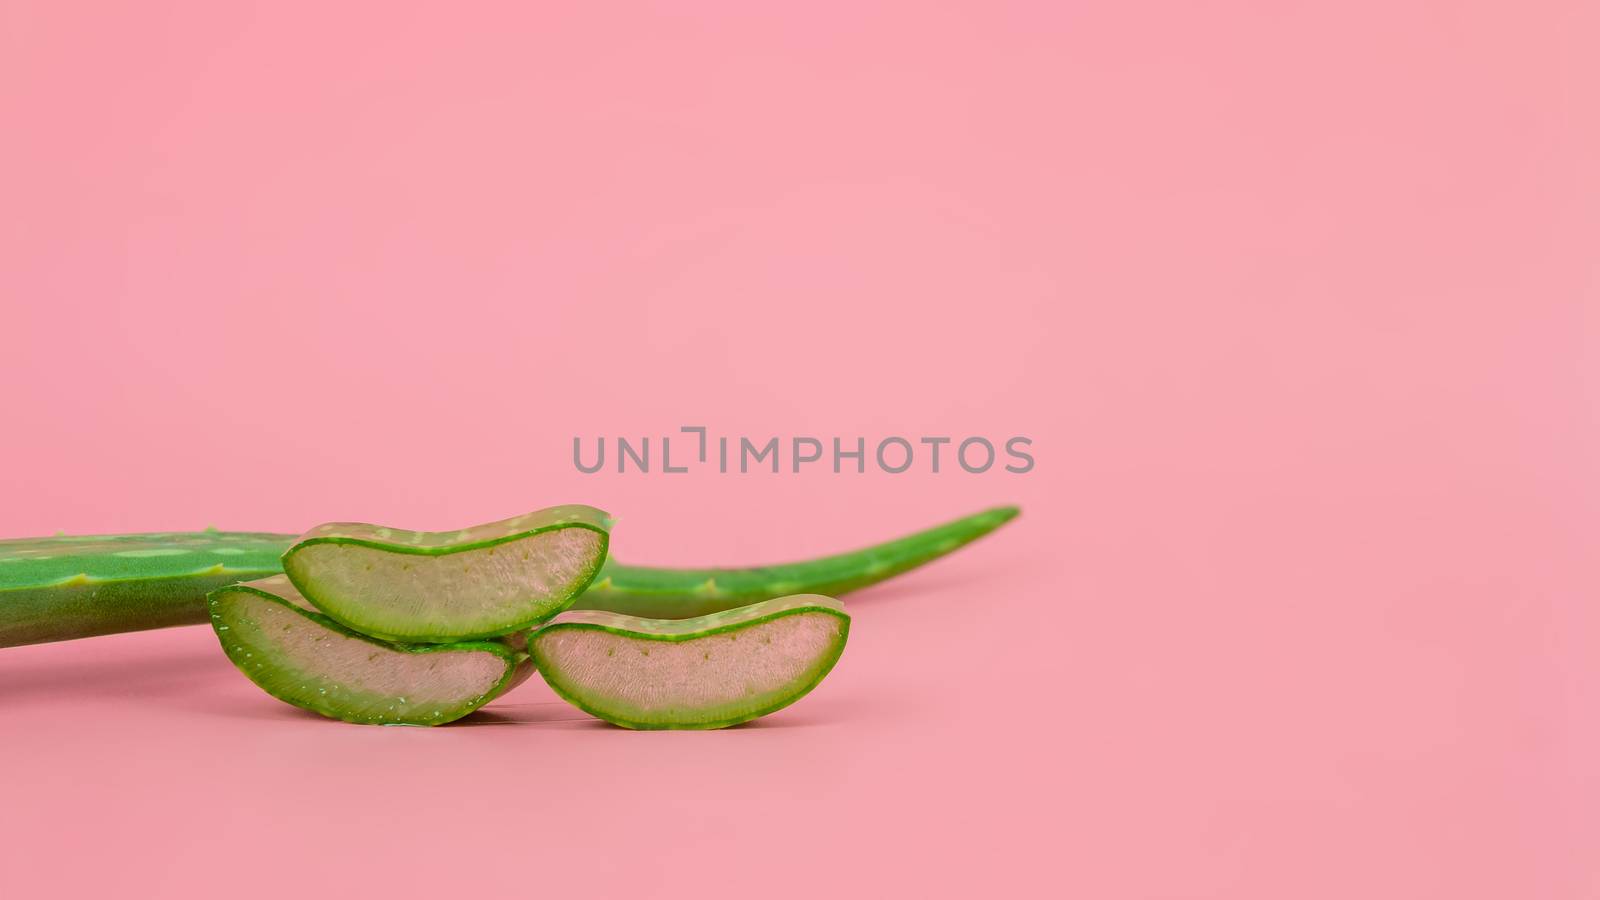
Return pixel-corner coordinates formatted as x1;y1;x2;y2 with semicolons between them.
575;505;1019;618
281;505;611;643
529;595;850;730
209;575;525;725
0;531;292;647
0;507;1017;647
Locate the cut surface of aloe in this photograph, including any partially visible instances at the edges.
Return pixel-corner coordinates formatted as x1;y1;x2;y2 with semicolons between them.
530;595;849;730
281;505;610;643
209;576;522;725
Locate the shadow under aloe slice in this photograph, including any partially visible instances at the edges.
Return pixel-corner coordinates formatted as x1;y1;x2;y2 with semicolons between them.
209;576;525;726
281;505;610;643
529;595;850;730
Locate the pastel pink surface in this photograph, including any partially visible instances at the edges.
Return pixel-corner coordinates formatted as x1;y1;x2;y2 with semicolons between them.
1;3;1596;898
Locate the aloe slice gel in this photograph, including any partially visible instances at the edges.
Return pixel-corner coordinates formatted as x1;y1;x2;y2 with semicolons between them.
530;595;849;730
209;576;524;726
281;505;610;643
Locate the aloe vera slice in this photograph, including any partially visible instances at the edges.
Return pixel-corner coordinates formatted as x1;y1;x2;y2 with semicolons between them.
0;531;290;647
281;505;610;643
530;595;850;730
209;576;523;725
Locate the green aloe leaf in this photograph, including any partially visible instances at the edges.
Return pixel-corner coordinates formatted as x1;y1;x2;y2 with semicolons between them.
580;505;1018;617
0;531;288;647
1;507;1017;648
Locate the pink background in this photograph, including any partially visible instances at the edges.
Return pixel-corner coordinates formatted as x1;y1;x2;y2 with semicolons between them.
2;3;1596;897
